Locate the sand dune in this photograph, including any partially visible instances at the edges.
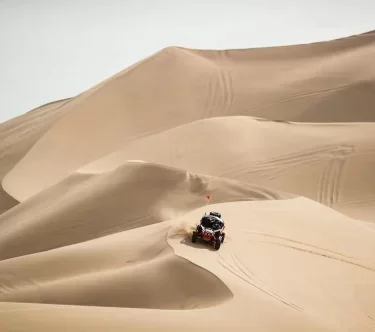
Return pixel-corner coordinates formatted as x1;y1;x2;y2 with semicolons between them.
3;31;375;203
0;198;374;331
0;98;70;214
1;31;375;331
0;162;289;261
0;221;233;309
75;116;375;221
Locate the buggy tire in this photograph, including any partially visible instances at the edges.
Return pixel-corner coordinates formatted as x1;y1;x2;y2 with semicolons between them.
214;239;221;250
192;231;198;243
221;232;226;243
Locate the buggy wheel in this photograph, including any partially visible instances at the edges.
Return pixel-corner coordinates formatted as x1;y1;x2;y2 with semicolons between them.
214;239;221;250
192;231;198;243
221;232;226;243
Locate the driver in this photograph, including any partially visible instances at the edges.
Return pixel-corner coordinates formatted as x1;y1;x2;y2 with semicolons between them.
201;212;224;228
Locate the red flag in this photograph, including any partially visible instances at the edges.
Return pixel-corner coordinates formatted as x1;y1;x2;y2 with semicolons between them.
206;194;211;200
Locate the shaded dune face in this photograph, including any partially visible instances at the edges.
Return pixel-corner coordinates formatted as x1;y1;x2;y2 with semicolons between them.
0;162;290;261
0;253;233;309
0;224;233;309
0;98;70;214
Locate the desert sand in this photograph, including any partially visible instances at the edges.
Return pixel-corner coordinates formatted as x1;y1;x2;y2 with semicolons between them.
0;30;374;331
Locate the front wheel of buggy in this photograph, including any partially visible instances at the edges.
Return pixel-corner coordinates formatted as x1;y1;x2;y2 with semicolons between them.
214;240;221;250
192;231;198;243
221;232;226;243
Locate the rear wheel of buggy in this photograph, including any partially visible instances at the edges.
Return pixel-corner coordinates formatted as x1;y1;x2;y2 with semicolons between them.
192;231;198;243
214;239;221;250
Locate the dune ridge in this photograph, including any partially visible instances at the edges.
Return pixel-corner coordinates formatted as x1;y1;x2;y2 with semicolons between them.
1;30;375;331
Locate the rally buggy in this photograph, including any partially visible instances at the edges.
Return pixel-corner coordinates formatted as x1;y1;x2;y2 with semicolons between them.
191;211;225;250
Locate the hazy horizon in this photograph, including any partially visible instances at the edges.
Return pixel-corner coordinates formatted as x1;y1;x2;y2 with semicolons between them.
1;0;374;123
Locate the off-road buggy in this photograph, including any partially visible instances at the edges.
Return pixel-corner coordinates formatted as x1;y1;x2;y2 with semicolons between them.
191;211;225;250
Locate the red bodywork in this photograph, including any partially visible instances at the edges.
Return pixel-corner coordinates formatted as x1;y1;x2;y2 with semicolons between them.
201;225;225;242
202;231;213;241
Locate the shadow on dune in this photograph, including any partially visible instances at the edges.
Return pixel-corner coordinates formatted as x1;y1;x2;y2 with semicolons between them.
0;229;234;310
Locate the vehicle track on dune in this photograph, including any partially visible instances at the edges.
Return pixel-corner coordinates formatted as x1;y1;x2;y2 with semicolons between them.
247;232;356;259
220;144;355;183
217;252;303;313
267;242;375;272
317;145;355;207
338;197;375;207
251;82;355;113
203;74;215;119
218;53;235;115
203;51;235;119
249;233;374;272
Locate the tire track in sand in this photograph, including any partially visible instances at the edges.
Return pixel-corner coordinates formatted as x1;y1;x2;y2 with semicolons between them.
217;252;303;312
317;145;355;207
218;51;235;115
203;74;215;119
204;69;233;118
220;144;355;184
264;241;375;272
249;233;374;272
251;83;355;113
247;232;356;259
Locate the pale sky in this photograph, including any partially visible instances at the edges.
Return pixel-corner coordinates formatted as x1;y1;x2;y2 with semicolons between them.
0;0;374;123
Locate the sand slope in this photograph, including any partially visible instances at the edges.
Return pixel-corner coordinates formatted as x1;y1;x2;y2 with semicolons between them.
1;31;375;331
3;31;375;203
0;197;374;331
0;98;70;214
0;220;233;310
76;116;375;221
0;162;290;261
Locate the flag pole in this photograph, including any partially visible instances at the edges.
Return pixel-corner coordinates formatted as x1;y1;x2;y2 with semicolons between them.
206;194;211;208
